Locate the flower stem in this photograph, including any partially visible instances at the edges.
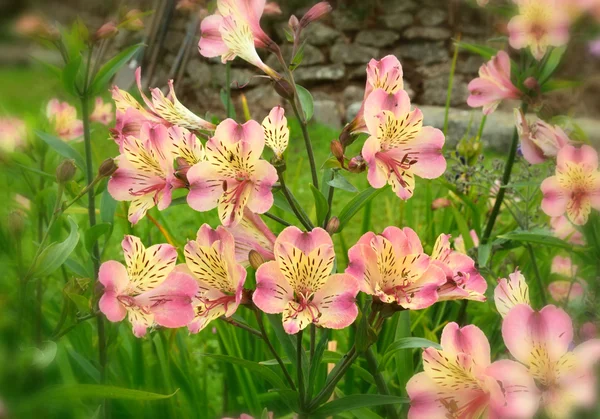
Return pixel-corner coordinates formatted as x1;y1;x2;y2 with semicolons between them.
264;212;292;227
307;346;358;411
290;100;319;189
297;331;306;413
365;347;399;419
526;244;547;305
277;172;313;230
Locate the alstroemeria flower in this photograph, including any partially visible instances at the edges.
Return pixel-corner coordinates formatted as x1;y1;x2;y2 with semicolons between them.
0;117;27;153
550;215;585;245
198;0;280;79
541;144;600;225
408;322;539;419
508;0;570;60
187;118;277;227
581;322;597;341
225;208;276;267
361;88;446;199
548;280;585;304
99;235;198;337
503;304;600;418
46;99;83;141
90;97;114;126
168;125;205;179
108;123;183;224
467;51;521;115
261;106;289;159
494;269;531;318
454;229;479;255
551;255;578;277
430;234;487;302
346;227;445;309
253;227;359;334
515;109;570;164
183;224;246;333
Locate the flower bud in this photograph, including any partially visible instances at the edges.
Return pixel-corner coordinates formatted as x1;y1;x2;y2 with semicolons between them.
14;14;59;40
56;159;77;183
339;126;356;149
330;140;344;161
7;210;25;239
273;79;295;101
431;197;451;210
94;21;118;40
98;158;117;178
122;10;144;31
524;76;539;91
264;2;282;16
174;157;191;183
248;250;265;270
299;2;332;28
326;216;340;234
288;15;300;33
348;155;366;173
581;322;597;341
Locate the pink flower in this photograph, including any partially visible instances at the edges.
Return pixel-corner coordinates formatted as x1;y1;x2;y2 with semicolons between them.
253;227;359;334
261;106;289;159
108;123;183;224
46;99;83;141
551;255;578;277
580;322;597;341
550;215;585;245
430;234;487;302
0;117;27;153
299;2;332;28
198;0;280;79
361;88;446;199
183;224;246;333
187;118;277;227
346;227;446;309
467;51;521;115
90;97;114;126
94;21;118;40
541;144;600;225
503;304;600;418
408;322;539;419
454;229;479;255
508;0;570;60
224;208;276;267
494;269;531;318
263;2;282;16
99;235;198;337
515;109;570;164
547;280;585;304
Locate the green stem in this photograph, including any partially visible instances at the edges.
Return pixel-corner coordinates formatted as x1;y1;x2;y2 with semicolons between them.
264;212;292;227
526;244;547;305
308;347;358;411
290;100;319;189
225;62;233;118
297;331;306;412
323;172;335;228
443;35;460;136
365;347;399;419
309;324;316;361
277;173;313;230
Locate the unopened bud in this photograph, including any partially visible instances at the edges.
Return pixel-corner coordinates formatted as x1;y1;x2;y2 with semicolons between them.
95;21;118;40
264;2;283;15
330;140;344;161
273;79;295;101
174;157;191;183
348;155;365;173
325;216;340;234
339;127;355;149
122;10;144;31
98;158;117;178
248;250;265;270
56;159;77;183
8;210;25;238
524;77;539;91
431;197;451;210
288;15;300;33
299;2;332;28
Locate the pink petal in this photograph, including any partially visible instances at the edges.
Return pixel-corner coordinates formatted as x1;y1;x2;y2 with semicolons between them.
399;263;445;310
253;260;293;313
140;271;198;328
441;322;491;368
187;161;223;212
312;273;359;329
275;226;333;255
407;372;449;419
409;126;446;179
199;14;229;58
99;290;127;322
557;144;599;172
98;260;129;291
541;176;568;217
486;360;540;418
247;160;277;214
363;89;410;136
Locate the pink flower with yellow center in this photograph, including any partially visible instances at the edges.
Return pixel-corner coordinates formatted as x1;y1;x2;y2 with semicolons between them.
182;224;247;333
515;109;571;164
430;234;487;302
253;227;359;334
187;118;277;227
90;97;114;126
408;322;539;419
508;0;570;60
198;0;280;79
99;235;198;337
261;106;289;159
503;303;600;418
108;123;185;224
454;229;479;255
0;117;27;153
541;144;600;225
494;269;531;318
361;88;446;199
225;208;276;267
547;280;585;304
467;51;521;115
550;215;585;245
346;227;446;309
46;99;83;141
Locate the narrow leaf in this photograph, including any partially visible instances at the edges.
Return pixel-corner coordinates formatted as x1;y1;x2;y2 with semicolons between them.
34;217;80;278
36;130;86;170
312;395;409;417
90;43;144;95
382;337;441;368
296;84;314;121
328;172;358;193
338;187;387;232
199;353;287;389
310;184;329;227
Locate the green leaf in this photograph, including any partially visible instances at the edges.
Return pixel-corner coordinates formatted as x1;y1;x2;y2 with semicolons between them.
478;243;492;268
296;84;314;121
66;292;91;313
450;205;475;251
65;257;92;278
290;41;305;70
498;229;580;251
199;353;287;389
100;188;117;225
34;217;80;278
337;187;387;232
32;341;58;369
273;190;294;214
36;130;86;170
310;184;329;227
328;171;358;193
84;223;111;253
538;46;566;85
456;42;498;60
62;54;82;97
540;79;582;93
382;337;441;368
312;395;409;417
89;43;144;96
